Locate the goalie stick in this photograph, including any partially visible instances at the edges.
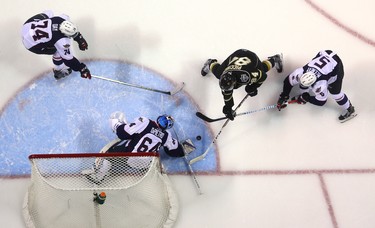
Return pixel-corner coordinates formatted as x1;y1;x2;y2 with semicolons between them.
171;128;202;194
181;139;203;195
189;94;250;165
196;100;297;123
92;75;185;95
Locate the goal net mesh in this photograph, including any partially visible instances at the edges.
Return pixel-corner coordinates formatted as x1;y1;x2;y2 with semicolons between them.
22;152;179;228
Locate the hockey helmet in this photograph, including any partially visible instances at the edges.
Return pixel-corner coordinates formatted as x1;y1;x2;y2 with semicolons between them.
157;115;174;130
300;71;317;87
219;72;235;91
59;20;78;37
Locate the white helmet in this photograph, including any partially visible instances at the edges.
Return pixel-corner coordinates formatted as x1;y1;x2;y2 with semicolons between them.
300;71;317;87
59;21;78;37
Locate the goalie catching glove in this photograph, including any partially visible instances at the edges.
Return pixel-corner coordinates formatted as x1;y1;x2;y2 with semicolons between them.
109;111;127;132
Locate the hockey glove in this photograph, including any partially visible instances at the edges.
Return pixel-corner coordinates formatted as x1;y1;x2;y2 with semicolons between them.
80;63;91;79
222;105;235;121
109;112;126;132
277;93;289;111
291;92;310;104
73;32;88;51
245;84;258;97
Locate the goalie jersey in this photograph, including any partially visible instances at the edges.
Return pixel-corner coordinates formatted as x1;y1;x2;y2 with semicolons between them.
110;117;184;157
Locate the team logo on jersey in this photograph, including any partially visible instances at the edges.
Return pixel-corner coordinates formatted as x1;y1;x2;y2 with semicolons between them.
63;44;70;48
240;74;249;82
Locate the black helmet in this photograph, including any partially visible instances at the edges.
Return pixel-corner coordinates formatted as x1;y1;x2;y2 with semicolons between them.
219;72;235;91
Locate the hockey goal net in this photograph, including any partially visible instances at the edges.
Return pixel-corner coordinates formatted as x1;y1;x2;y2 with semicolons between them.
22;152;179;228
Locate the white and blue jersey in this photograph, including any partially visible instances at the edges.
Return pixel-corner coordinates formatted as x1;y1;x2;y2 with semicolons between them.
110;117;184;157
283;50;345;106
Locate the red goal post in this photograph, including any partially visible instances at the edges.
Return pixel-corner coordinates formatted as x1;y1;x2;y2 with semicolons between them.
22;152;179;228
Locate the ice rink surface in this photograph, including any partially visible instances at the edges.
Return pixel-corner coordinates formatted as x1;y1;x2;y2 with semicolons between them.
1;0;375;227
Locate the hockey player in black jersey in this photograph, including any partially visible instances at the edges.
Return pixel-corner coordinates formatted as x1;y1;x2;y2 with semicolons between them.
201;49;283;120
276;50;356;122
22;10;91;80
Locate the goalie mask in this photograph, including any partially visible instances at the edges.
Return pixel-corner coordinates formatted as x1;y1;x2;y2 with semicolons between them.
59;20;78;37
300;71;317;87
157;115;174;130
219;72;235;91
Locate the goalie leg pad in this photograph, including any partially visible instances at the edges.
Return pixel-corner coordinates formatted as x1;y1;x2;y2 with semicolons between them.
83;159;112;185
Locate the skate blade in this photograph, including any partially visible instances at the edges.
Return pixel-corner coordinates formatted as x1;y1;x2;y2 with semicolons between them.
340;113;358;123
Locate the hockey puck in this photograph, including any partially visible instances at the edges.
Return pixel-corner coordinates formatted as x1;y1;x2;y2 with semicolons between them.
196;135;202;141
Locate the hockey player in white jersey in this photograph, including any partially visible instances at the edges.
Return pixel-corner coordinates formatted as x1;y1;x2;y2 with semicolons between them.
83;113;185;184
21;10;91;80
107;113;184;156
277;50;356;122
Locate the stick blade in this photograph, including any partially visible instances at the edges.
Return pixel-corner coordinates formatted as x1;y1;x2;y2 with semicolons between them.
196;112;215;122
189;155;205;165
196;112;227;123
169;82;185;95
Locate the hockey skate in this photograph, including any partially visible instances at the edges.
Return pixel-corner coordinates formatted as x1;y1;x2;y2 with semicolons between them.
269;54;283;73
81;166;101;184
338;104;357;123
201;59;217;76
83;172;103;185
53;68;72;80
82;159;112;185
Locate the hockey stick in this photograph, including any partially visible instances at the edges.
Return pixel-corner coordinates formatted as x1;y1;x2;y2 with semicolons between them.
91;75;185;95
182;143;203;195
189;94;250;165
196;100;298;123
171;128;203;194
